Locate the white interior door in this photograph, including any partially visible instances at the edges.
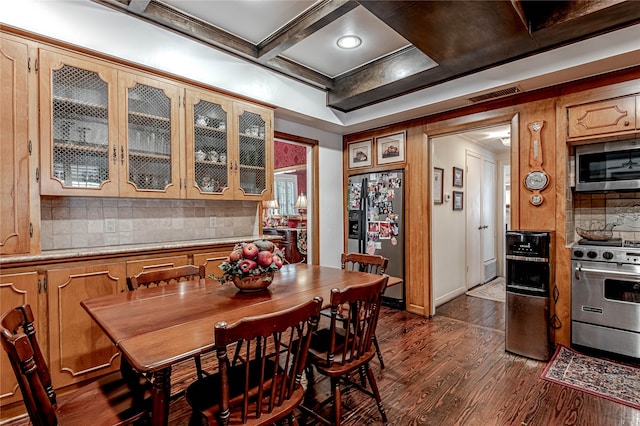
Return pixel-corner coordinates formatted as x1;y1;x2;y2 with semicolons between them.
482;158;496;268
466;154;483;288
466;152;497;288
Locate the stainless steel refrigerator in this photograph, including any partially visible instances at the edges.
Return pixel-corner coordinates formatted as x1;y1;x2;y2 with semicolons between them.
347;171;405;309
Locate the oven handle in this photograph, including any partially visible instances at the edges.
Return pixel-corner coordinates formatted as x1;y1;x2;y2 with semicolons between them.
575;265;640;280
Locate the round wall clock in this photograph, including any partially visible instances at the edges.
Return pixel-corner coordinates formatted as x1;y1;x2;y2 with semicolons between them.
524;170;549;191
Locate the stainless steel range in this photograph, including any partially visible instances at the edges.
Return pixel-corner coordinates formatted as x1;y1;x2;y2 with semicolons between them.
571;239;640;359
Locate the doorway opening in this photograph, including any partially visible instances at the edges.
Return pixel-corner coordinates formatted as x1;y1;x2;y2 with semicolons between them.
266;132;318;264
430;123;512;312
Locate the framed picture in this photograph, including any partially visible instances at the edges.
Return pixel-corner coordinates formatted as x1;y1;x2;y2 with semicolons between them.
453;167;464;187
376;132;406;165
453;191;463;211
348;139;373;169
433;167;444;204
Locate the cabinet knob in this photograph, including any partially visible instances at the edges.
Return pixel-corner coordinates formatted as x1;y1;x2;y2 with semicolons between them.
624;120;630;126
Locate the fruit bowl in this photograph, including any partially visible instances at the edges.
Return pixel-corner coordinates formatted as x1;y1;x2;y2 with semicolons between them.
231;273;274;292
217;240;284;291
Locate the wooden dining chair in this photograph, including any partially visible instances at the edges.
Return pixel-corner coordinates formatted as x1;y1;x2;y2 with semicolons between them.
185;297;323;426
127;264;209;379
300;275;389;426
127;264;205;290
0;304;151;426
334;253;389;369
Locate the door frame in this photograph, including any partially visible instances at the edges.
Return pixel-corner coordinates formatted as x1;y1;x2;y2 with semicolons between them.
273;131;319;265
428;113;518;315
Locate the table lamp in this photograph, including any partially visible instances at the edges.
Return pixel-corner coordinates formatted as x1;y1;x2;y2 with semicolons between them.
294;193;307;228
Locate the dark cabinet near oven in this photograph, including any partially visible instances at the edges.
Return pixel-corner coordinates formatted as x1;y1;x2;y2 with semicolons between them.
505;230;554;361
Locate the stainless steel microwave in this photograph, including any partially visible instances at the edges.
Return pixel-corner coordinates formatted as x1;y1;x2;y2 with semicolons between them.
575;139;640;192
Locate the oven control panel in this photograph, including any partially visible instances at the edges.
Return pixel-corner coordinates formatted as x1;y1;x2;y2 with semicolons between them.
572;246;640;265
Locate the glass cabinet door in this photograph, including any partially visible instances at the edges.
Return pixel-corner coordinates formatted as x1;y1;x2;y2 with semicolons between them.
119;73;181;198
185;90;232;198
40;50;119;196
234;103;271;198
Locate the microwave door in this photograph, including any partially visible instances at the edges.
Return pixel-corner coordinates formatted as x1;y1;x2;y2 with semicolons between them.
576;142;640;191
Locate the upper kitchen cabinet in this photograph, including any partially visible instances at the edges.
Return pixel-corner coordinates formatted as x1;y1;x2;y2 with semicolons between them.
567;95;638;140
117;71;182;198
39;49;120;196
38;46;273;201
185;91;273;200
0;34;33;255
185;88;233;199
39;49;182;198
233;101;273;200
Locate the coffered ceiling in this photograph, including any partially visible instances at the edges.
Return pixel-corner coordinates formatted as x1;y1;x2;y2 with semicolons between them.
93;0;639;113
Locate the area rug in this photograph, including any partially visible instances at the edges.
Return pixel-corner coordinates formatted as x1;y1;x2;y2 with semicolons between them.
541;344;640;410
465;277;505;302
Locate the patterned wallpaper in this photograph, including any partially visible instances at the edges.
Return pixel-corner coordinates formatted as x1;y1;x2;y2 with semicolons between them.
274;141;306;169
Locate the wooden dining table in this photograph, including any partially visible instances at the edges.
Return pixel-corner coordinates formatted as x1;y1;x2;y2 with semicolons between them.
81;264;387;426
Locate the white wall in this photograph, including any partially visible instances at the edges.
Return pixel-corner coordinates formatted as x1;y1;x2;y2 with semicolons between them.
274;119;344;268
432;135;499;307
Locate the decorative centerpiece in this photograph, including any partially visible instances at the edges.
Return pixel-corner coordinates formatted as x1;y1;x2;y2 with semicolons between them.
218;240;284;292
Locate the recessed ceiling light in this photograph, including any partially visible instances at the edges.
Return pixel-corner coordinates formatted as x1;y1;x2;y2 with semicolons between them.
337;35;362;49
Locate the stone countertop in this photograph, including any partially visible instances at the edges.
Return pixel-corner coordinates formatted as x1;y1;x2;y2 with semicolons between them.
0;235;281;267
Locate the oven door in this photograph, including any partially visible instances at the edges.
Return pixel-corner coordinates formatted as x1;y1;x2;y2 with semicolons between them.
572;260;640;333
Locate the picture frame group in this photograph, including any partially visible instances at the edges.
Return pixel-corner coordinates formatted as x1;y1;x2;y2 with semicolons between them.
347;131;406;169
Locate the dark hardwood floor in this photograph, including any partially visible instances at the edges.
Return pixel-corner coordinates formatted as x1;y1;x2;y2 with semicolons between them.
3;294;638;425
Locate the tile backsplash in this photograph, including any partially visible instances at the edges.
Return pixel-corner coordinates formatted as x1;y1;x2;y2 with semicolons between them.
40;196;259;250
574;192;640;242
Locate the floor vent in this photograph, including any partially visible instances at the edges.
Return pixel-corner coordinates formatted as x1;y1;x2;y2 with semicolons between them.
469;86;520;103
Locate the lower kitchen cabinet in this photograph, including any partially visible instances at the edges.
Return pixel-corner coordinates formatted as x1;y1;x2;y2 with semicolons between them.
125;255;189;279
0;272;39;406
46;263;126;389
194;250;230;280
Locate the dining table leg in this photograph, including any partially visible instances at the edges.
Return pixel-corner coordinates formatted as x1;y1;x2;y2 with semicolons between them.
150;366;172;426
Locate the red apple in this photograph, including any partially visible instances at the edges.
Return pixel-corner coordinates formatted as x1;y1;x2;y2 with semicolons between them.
242;243;259;259
272;254;283;269
229;249;242;262
239;259;257;273
257;250;274;267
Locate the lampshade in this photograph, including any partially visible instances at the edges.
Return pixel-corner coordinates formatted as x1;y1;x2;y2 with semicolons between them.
266;199;280;209
294;193;307;209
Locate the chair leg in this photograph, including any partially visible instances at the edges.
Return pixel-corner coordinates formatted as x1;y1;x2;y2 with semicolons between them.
373;334;385;369
194;355;204;380
364;363;388;423
331;377;342;426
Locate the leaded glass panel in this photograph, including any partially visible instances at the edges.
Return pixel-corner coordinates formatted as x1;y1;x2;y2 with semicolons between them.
51;65;109;187
238;111;266;195
193;100;228;193
127;83;172;190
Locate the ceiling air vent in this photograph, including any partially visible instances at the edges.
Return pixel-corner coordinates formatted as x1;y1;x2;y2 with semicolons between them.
468;86;521;103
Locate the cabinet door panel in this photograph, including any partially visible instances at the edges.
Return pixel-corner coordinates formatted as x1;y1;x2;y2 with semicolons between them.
0;35;31;254
0;272;39;406
46;264;125;388
193;251;229;279
233;102;273;200
568;96;636;138
119;72;182;198
39;49;119;196
185;89;234;199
